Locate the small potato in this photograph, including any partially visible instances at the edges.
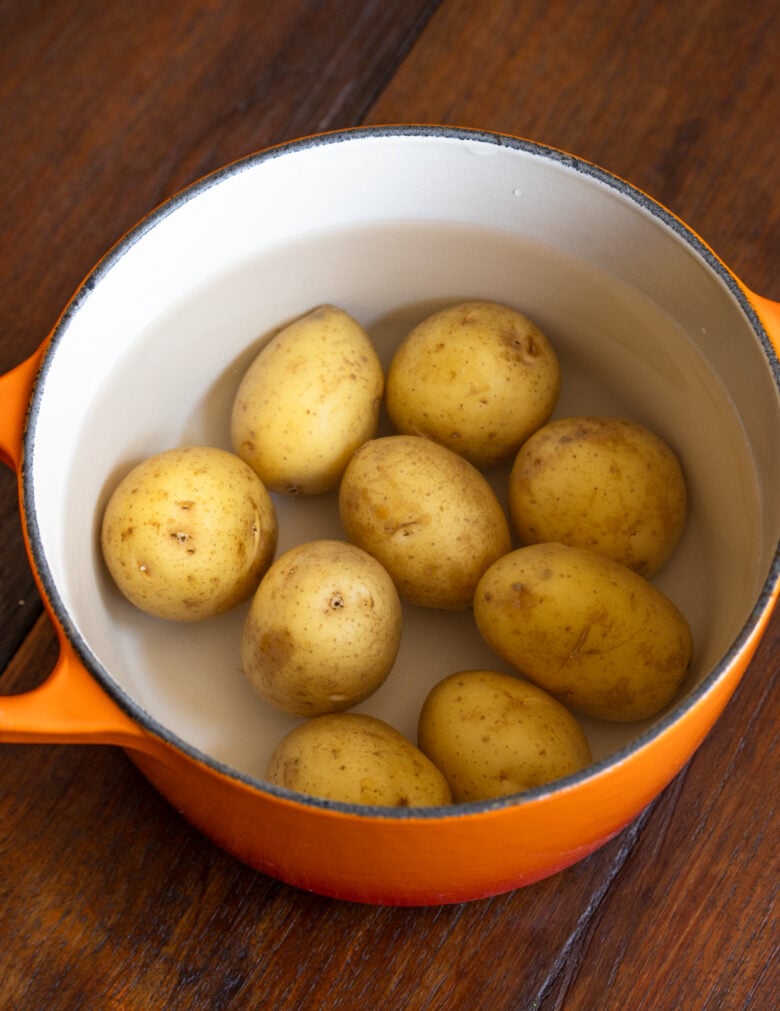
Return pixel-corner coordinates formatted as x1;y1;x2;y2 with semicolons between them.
266;713;453;807
242;540;402;717
101;446;277;622
231;304;383;495
418;670;592;802
474;543;693;722
508;416;687;577
386;301;560;469
338;435;511;610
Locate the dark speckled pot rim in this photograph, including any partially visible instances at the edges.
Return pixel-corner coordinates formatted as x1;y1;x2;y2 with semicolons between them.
21;125;780;821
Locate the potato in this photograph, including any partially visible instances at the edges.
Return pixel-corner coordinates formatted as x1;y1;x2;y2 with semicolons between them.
386;301;560;469
231;304;383;495
338;435;512;610
508;416;687;577
241;540;402;717
474;543;693;722
101;446;277;621
418;670;592;802
266;713;453;807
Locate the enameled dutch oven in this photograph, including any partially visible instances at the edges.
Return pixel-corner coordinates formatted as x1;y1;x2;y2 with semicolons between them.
1;126;778;906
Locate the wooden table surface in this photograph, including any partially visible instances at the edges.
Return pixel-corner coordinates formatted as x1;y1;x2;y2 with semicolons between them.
1;1;778;1007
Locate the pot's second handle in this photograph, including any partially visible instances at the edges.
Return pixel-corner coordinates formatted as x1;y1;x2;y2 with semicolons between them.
0;348;44;471
0;627;153;750
746;290;780;358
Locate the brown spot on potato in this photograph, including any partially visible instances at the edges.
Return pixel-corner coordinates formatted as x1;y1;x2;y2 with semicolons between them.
257;627;294;669
568;625;591;659
500;326;541;363
387;518;427;538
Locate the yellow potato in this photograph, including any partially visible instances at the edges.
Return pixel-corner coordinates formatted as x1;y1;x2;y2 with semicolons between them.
474;543;693;722
508;416;687;577
266;713;453;807
418;669;592;802
101;446;277;621
386;301;560;469
338;435;512;610
231;304;383;495
241;540;402;717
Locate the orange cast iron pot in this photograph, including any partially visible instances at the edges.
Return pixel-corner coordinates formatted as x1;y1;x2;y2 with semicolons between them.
1;127;778;906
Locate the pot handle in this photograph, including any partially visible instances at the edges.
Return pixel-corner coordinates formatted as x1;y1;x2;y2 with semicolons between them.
1;350;155;751
0;347;43;471
745;290;780;357
0;622;154;750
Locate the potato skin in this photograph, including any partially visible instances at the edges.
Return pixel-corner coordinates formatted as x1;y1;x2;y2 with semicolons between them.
101;446;277;621
386;301;560;469
266;713;453;807
418;669;592;802
508;416;687;577
231;304;383;495
338;435;512;610
474;543;693;722
241;540;402;717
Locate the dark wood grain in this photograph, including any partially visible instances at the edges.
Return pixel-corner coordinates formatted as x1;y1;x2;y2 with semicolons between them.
1;1;778;1008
